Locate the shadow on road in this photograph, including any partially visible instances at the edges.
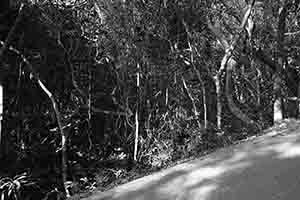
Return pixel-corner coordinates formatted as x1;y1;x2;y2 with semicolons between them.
84;120;300;200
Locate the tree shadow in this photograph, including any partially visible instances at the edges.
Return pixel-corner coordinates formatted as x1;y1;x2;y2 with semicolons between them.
83;120;300;200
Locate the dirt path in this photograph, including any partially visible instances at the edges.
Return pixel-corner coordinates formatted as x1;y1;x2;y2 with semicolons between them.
82;121;300;200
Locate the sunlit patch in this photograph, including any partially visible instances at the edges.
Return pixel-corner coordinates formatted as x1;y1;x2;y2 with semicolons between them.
260;142;291;153
187;184;218;200
254;148;270;156
106;126;300;200
258;141;300;159
266;130;279;137
183;161;250;189
278;144;300;159
183;166;226;188
227;152;247;163
158;175;186;194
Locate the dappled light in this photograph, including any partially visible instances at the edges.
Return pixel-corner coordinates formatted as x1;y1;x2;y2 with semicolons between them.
2;0;300;199
84;120;300;200
185;185;218;200
278;144;300;159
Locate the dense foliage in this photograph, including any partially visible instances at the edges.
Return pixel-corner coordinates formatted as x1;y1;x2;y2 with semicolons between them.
0;0;300;199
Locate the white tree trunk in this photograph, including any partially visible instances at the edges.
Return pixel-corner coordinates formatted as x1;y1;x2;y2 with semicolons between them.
274;98;283;122
273;75;283;123
202;83;208;129
215;74;222;130
88;67;92;150
134;63;140;161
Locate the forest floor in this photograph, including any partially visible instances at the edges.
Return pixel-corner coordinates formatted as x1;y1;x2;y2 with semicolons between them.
72;119;300;200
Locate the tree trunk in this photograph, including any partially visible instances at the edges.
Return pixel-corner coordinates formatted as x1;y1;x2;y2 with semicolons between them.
273;2;289;123
207;0;256;130
215;73;222;130
37;80;70;197
87;67;92;150
256;68;263;122
273;98;283;122
240;65;245;102
192;65;208;129
201;81;208;129
225;56;257;127
134;63;140;162
181;76;201;128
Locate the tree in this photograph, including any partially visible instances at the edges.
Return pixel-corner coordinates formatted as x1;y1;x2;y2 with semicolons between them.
2;0;300;198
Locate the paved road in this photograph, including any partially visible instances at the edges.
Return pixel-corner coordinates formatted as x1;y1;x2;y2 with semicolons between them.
82;122;300;200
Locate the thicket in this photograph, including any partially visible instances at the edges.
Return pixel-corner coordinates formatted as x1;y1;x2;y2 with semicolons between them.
0;0;299;199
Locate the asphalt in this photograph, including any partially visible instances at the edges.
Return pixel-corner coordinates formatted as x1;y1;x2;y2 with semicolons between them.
82;121;300;200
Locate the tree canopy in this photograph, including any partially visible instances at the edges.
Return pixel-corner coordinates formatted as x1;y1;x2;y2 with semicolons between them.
0;0;300;199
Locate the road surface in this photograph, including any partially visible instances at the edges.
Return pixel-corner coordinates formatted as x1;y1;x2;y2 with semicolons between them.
82;121;300;200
